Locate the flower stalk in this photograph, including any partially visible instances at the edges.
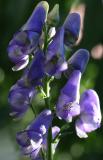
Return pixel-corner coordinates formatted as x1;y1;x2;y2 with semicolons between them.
45;76;53;160
47;126;53;160
43;20;53;160
8;1;102;160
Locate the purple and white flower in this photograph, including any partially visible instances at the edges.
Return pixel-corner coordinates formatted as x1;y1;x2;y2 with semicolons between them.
8;1;49;71
56;70;81;122
75;89;102;138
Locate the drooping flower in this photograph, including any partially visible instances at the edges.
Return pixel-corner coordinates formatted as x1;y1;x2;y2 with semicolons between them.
45;27;68;77
46;27;64;61
16;130;42;159
16;125;60;160
16;109;54;159
65;49;90;77
18;50;45;88
44;13;81;77
68;49;89;73
8;1;49;71
63;12;81;46
8;84;35;119
28;109;53;135
75;89;102;138
56;70;81;122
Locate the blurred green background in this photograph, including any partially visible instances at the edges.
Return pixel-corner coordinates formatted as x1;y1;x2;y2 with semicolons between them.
0;0;103;160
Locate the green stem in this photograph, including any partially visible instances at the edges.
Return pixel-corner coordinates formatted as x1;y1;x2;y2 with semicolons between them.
43;24;53;160
47;126;53;160
41;148;45;160
44;76;53;160
30;104;36;117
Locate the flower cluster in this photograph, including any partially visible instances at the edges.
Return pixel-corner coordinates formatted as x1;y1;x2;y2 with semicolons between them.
8;1;102;160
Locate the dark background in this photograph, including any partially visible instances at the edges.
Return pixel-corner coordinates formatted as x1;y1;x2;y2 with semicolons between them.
0;0;103;160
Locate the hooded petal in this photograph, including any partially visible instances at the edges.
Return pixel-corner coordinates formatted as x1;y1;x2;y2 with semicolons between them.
16;130;42;158
8;31;39;64
22;1;49;33
17;50;45;88
46;27;64;61
8;1;49;71
8;84;35;118
16;131;42;148
27;50;45;83
67;49;89;74
28;109;53;135
63;13;81;46
75;89;102;138
45;27;67;77
56;70;81;122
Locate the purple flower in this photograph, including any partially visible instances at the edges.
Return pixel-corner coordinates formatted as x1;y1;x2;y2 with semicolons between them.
16;125;60;160
8;31;39;71
45;27;68;77
75;89;102;138
18;50;45;87
16;109;53;159
65;49;90;77
22;1;49;34
56;70;81;122
8;1;49;71
46;27;64;61
8;49;45;119
63;13;81;46
16;130;42;158
27;50;45;85
28;109;53;135
8;84;35;119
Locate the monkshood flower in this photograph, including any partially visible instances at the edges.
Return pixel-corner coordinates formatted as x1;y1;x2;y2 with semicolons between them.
45;27;68;77
65;49;90;77
68;49;90;73
28;109;53;135
46;27;64;61
75;89;102;138
56;70;81;122
45;13;81;77
8;84;35;119
56;49;90;121
30;126;60;159
63;13;81;46
18;50;45;88
16;125;60;160
16;110;54;159
8;1;49;71
16;130;42;159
